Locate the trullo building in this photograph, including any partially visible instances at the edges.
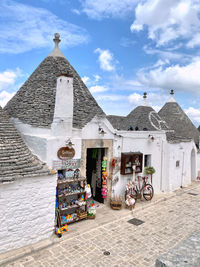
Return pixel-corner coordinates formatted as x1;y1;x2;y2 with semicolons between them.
1;33;199;254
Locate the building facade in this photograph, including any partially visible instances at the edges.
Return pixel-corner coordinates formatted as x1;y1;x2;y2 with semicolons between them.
1;33;200;254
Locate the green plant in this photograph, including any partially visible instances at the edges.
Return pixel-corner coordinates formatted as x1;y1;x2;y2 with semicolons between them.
144;166;155;175
144;166;155;184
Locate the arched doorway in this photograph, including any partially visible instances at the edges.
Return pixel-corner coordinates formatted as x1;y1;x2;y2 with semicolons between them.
191;149;196;181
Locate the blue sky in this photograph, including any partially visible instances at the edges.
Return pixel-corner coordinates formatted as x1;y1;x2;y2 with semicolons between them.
1;0;200;126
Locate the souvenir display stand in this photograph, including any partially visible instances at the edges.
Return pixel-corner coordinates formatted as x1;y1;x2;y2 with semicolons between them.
56;169;88;226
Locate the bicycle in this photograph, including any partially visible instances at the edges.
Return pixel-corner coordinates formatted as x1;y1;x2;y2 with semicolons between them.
125;176;154;202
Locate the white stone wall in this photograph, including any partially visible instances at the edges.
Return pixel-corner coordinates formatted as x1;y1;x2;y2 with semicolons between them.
167;141;196;192
0;174;57;254
112;131;167;195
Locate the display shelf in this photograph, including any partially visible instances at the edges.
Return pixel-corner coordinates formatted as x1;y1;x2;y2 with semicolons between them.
61;216;87;225
60;202;87;212
56;170;87;227
58;191;86;198
57;177;86;185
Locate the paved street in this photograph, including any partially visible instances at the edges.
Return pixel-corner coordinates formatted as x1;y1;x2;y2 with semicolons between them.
3;182;200;267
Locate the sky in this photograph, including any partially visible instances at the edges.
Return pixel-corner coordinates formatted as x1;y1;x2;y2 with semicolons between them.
1;0;200;126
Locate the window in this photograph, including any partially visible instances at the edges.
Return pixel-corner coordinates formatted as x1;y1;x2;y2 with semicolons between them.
120;152;143;175
176;160;180;167
144;155;151;167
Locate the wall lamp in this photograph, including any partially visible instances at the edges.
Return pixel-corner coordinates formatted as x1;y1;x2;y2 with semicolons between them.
65;139;74;148
99;127;106;136
148;134;155;142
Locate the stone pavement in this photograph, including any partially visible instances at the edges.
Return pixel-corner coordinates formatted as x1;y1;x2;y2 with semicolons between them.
1;181;200;267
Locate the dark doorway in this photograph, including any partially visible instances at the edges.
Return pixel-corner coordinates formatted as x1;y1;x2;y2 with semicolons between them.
86;148;105;203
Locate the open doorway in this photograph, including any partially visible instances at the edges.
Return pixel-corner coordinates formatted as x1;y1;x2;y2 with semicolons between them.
86;148;105;203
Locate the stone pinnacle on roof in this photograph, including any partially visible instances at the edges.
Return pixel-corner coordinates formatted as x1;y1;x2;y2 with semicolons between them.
48;33;65;58
168;89;176;103
142;92;149;106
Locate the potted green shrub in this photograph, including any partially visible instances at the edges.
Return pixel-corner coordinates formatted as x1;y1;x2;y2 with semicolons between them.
144;166;155;184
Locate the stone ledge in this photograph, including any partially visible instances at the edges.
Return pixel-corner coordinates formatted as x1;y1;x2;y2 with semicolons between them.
155;230;200;267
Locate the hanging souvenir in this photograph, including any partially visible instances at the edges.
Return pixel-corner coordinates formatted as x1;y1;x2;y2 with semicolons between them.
102;156;107;171
85;184;92;199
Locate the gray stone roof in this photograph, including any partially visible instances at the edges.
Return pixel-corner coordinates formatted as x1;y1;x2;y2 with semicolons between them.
4;54;104;129
159;102;200;147
166;132;192;144
107;106;169;131
106;115;126;130
0;107;51;182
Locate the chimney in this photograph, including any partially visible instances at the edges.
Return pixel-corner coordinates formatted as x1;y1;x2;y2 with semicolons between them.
52;73;73;137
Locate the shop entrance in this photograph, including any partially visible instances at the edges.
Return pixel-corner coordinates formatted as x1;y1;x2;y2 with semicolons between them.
86;148;105;203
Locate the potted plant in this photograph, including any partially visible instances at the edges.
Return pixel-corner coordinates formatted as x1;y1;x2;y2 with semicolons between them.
144;166;155;184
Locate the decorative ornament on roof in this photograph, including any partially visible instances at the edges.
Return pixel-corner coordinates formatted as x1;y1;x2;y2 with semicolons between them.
168;89;176;103
53;33;61;46
48;33;65;58
143;92;149;106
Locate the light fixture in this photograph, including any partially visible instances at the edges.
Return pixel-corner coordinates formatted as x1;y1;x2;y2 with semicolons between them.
148;134;155;142
99;127;106;136
65;139;74;148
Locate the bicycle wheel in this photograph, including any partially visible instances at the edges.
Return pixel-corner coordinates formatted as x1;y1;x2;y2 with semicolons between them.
143;184;154;201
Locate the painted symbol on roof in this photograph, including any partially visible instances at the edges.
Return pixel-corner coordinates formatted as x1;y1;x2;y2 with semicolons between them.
149;111;168;130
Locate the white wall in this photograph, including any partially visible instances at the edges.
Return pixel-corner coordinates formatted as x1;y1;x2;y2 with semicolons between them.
167;141;196;192
0;174;57;254
111;131;167;195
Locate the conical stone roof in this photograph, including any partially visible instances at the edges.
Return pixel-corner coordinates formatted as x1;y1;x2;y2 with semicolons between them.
107;105;169;131
126;105;169;131
0;107;51;182
158;100;200;147
4;34;105;129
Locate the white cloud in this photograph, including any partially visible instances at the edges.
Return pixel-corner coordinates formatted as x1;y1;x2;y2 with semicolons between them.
90;85;108;93
138;58;200;94
0;0;89;54
0;90;15;107
81;74;101;86
128;92;143;106
72;9;81;15
185;107;200;125
96;94;126;101
80;0;138;20
131;0;200;47
143;45;189;62
81;76;90;84
93;75;101;82
0;68;22;90
120;37;136;47
95;48;115;71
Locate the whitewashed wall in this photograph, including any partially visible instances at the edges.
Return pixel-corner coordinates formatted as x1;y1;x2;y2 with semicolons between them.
112;131;167;195
196;152;200;178
167;141;196;192
0;174;57;254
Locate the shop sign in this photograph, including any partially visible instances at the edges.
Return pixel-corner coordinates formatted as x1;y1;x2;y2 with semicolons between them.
53;159;81;170
57;146;75;160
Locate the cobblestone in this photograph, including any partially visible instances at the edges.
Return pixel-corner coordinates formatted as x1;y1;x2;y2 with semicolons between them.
2;182;200;267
